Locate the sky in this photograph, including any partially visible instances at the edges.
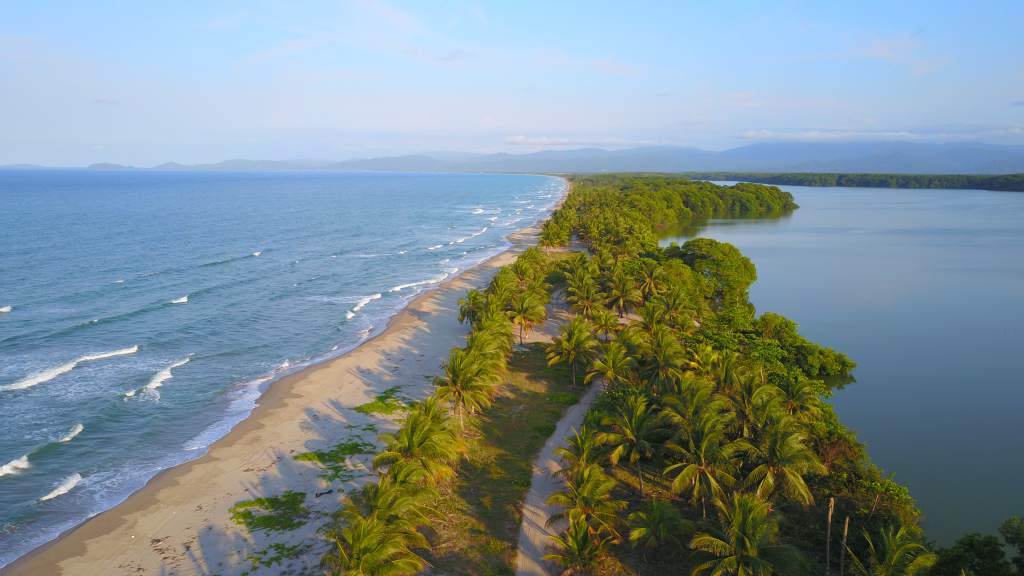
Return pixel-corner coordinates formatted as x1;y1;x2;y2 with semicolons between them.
1;0;1023;166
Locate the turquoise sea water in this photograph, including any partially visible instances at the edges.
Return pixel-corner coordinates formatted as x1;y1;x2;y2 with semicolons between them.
0;170;564;566
665;184;1024;543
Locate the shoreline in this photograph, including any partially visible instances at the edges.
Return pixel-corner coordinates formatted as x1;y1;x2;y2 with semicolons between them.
4;177;568;575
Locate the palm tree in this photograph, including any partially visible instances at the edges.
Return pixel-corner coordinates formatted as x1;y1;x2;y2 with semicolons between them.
591;307;619;341
658;286;695;330
664;416;741;518
547;317;599;387
638;258;664;300
639;325;686;392
689;493;805;576
628;499;691;555
457;289;486;326
687;344;719;380
745;418;826;507
606;267;642;318
373;396;458;485
508;291;547;345
724;369;780;440
555;425;604;478
775;377;823;422
597;393;664;497
586;340;635;389
544;516;612;575
567;279;603;318
321;510;427;576
433;348;495;430
546;464;625;539
847;525;937;576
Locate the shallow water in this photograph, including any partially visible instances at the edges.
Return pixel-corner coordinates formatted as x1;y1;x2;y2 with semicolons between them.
0;169;564;565
664;184;1024;543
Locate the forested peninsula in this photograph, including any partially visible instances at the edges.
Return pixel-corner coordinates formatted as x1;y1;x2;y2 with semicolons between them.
313;175;1022;575
682;172;1024;192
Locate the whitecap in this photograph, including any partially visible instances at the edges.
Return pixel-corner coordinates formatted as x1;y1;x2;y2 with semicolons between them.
388;268;457;293
126;355;191;399
348;293;382;318
488;216;498;222
0;305;11;314
59;423;84;443
39;473;82;501
0;455;30;477
114;279;125;284
3;345;139;391
427;244;443;251
252;251;262;257
472;208;485;214
170;295;188;305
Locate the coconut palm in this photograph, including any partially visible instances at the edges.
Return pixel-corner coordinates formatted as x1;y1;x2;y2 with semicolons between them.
555;425;604;478
664;416;742;518
546;464;625;538
544;516;612;575
590;307;619;341
658;285;695;330
689;492;805;576
433;348;496;430
606;266;642;318
744;419;826;507
597;393;664;497
373;396;458;485
775;377;823;422
660;376;730;444
457;289;487;326
638;325;686;392
586;340;635;389
628;498;691;555
638;258;665;299
567;278;603;318
724;369;781;440
507;291;547;345
847;525;937;576
547;317;599;387
321;510;427;576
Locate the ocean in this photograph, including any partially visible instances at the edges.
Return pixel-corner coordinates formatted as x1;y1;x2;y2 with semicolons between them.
0;169;564;566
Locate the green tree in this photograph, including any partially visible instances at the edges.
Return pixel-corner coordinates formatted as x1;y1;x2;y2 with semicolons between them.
508;291;547;345
591;307;620;341
555;425;604;478
373;396;458;485
607;266;642;318
744;418;825;507
628;499;691;555
665;416;741;518
547;317;599;387
847;525;937;576
321;510;427;576
689;493;805;576
457;289;487;326
597;394;664;497
547;464;625;539
586;340;635;389
544;516;612;575
432;348;495;430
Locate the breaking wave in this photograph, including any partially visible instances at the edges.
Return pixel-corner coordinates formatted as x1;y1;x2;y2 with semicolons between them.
0;455;30;478
169;295;188;305
3;345;139;391
38;473;82;502
59;423;84;443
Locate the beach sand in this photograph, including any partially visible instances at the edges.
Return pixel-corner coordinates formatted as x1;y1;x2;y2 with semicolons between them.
5;210;560;575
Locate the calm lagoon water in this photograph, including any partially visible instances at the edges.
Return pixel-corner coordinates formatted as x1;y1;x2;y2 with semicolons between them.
665;184;1024;543
0;170;564;566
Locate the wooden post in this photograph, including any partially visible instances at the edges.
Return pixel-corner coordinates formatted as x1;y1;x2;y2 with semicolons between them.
840;516;850;576
826;497;835;576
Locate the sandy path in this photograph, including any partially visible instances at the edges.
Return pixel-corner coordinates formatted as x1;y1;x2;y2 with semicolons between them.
513;380;601;576
3;217;554;576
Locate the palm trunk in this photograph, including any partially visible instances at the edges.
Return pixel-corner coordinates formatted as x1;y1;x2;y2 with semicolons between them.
826;496;835;576
636;462;645;497
519;324;524;345
840;516;849;576
571;358;577;387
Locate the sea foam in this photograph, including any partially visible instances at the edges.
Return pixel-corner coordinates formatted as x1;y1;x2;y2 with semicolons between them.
170;295;188;304
0;455;30;478
126;356;192;399
346;293;382;319
388;268;457;293
0;305;11;314
59;423;84;443
39;473;82;502
3;345;139;391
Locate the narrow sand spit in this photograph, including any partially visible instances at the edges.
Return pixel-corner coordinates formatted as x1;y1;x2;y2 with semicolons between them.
4;214;563;575
513;381;601;576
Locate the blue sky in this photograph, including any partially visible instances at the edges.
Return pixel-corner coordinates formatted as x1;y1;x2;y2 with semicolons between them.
1;0;1022;165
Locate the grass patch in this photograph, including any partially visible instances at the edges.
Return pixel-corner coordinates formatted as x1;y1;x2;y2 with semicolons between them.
244;542;310;572
353;386;408;415
295;440;375;482
229;491;310;533
422;343;582;575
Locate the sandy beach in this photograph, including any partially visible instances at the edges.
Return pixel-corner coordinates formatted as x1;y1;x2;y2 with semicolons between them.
5;182;565;575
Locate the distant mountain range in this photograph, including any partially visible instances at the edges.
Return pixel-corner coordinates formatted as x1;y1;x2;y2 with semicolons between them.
5;142;1024;174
